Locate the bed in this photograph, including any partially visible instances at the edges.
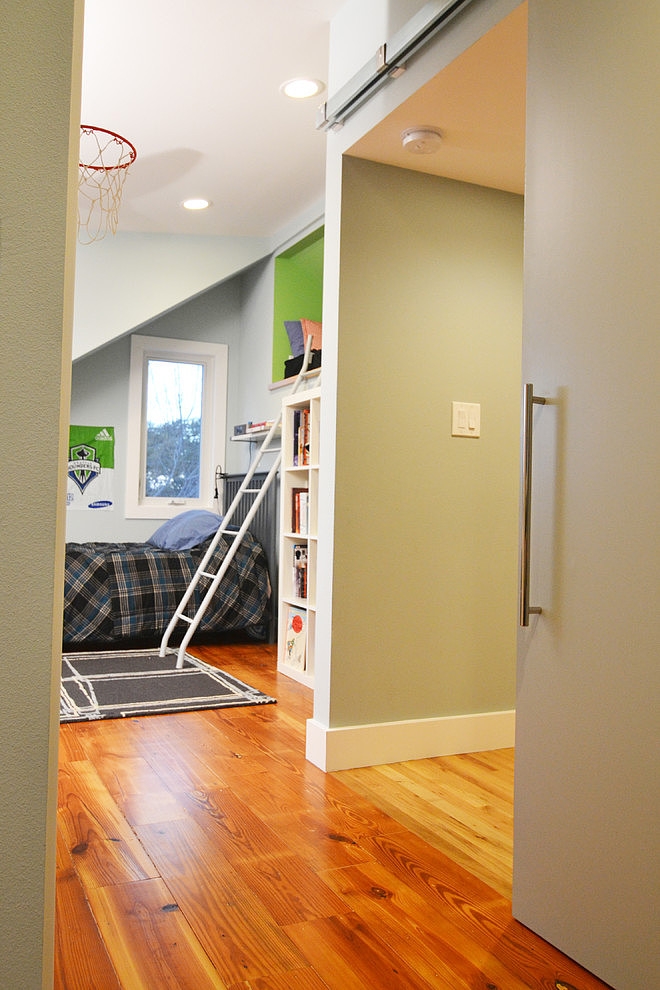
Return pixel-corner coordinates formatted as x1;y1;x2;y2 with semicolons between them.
63;471;279;649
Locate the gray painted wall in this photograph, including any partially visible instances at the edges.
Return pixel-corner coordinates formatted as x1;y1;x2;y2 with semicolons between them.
67;264;281;543
73;231;270;359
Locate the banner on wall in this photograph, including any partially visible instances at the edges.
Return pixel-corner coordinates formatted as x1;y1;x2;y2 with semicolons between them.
66;426;115;511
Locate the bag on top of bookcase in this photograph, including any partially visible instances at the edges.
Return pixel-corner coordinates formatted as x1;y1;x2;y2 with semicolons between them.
284;349;321;379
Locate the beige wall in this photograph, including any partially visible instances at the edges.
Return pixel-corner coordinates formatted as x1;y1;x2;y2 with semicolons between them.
327;157;523;726
0;1;83;986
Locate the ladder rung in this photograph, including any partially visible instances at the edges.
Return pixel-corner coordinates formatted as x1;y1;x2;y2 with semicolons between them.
180;614;194;625
200;570;215;580
244;488;261;493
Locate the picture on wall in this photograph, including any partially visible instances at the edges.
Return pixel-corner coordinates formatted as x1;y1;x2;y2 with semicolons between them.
67;425;115;511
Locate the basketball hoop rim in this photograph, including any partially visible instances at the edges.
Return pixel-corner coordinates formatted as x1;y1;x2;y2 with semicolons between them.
80;124;137;170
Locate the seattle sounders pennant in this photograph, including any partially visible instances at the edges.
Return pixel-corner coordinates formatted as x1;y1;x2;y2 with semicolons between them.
67;426;115;510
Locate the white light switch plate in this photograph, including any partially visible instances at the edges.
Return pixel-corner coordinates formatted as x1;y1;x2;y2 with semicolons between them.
452;401;480;437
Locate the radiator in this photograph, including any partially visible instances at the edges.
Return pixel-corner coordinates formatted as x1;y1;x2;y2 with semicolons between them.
223;471;279;643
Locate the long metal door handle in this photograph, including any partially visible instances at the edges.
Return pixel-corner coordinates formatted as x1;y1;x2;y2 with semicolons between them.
520;383;546;626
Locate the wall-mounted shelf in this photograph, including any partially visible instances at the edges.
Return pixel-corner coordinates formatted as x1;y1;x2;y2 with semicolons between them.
231;426;281;444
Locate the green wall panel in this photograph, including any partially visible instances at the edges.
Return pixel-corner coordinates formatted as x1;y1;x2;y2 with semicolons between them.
272;227;324;381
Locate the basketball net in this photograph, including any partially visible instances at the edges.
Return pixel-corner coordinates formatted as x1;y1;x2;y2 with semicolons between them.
78;125;137;245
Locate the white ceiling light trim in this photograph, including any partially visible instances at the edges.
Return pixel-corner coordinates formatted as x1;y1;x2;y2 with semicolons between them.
280;77;325;100
182;198;212;211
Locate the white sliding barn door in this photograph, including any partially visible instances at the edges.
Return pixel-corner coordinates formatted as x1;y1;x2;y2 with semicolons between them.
513;3;660;988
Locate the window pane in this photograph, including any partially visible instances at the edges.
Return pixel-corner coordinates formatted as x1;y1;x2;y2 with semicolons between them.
144;359;204;498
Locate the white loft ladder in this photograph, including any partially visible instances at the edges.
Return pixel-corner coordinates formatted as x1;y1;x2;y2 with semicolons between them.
159;337;317;668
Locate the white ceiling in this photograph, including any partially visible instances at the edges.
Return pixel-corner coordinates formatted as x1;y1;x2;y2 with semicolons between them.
80;0;345;238
80;0;526;242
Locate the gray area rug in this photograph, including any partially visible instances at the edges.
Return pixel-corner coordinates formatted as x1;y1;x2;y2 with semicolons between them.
60;648;276;722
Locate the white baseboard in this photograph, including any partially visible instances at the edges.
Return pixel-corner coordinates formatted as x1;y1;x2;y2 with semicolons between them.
305;709;515;772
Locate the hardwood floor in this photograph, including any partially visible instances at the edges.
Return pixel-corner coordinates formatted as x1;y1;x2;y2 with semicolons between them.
55;642;613;989
334;747;515;900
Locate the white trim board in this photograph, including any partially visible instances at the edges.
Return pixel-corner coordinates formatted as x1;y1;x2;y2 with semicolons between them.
305;709;515;772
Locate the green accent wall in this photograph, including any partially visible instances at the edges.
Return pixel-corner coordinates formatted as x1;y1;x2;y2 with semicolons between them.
272;227;324;381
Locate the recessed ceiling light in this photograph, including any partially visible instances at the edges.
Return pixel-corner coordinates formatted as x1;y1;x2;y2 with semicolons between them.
280;77;325;100
182;198;211;211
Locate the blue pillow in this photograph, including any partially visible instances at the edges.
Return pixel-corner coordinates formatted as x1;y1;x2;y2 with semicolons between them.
284;320;305;357
147;510;223;551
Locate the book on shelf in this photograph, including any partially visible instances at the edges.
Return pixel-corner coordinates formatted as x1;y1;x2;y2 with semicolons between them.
292;407;310;466
291;487;309;535
293;543;308;599
246;420;275;433
234;420;277;436
284;605;306;670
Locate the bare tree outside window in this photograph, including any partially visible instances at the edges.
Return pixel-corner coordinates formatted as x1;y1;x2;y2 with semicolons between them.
126;336;227;519
144;359;204;498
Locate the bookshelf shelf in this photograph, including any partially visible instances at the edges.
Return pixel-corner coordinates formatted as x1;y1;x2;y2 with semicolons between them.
278;386;321;688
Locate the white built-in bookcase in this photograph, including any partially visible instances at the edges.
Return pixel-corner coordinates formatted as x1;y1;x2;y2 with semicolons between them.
277;386;320;687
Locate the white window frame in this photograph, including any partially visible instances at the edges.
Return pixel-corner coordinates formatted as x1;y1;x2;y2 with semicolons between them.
125;335;228;519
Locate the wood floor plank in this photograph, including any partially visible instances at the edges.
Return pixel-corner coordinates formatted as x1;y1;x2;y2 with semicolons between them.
194;712;306;777
345;772;512;898
231;850;350;926
86;877;229;989
140;708;280;784
319;858;533;990
247;805;380;874
407;756;515;841
200;703;307;756
130;717;238;793
244;757;405;841
388;758;513;825
84;749;190;827
58;722;91;764
134;817;308;986
284;911;439;990
57;760;158;888
173;783;297;862
231;761;408;875
364;829;613;989
227;970;331;990
335;750;515;898
54;828;122;990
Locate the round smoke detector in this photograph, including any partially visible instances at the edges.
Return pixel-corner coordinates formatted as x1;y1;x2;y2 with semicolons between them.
401;127;443;154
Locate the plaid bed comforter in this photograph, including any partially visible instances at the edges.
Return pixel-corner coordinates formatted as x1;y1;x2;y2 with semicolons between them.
63;534;270;645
